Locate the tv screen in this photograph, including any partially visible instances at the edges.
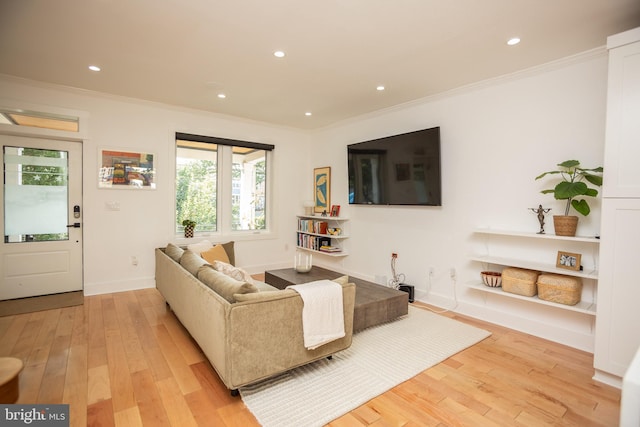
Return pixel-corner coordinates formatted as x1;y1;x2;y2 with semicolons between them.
348;127;441;206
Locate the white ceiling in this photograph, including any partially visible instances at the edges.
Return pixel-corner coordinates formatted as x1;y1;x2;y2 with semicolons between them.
1;0;639;130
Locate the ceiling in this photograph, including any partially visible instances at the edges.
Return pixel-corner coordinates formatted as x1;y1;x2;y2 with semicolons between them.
1;1;639;130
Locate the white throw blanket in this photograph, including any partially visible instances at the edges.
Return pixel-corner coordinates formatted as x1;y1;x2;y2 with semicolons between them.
287;279;345;350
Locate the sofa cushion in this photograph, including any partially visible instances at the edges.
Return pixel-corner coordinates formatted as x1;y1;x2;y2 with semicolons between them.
213;261;254;284
234;289;297;303
201;245;231;265
165;243;184;262
180;250;211;276
234;276;349;302
253;280;279;292
197;265;258;303
332;275;349;285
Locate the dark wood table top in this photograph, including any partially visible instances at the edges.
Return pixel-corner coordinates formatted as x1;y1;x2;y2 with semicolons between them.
265;266;408;305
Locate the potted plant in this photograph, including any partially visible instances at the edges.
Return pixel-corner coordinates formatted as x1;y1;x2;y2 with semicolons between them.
535;160;603;236
182;219;196;238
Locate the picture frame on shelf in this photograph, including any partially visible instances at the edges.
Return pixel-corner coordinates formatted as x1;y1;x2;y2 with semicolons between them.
314;167;331;214
330;204;340;217
556;251;581;271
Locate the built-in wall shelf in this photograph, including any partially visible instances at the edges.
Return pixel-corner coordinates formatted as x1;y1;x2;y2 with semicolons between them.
469;227;599;315
468;283;597;316
295;247;349;257
469;255;598;279
296;215;349;257
474;228;600;243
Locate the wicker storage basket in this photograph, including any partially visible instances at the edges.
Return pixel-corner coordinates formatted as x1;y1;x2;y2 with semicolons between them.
502;267;539;297
537;273;582;306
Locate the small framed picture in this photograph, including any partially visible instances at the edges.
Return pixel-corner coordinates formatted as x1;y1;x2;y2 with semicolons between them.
556;251;581;271
330;205;341;217
314;167;331;214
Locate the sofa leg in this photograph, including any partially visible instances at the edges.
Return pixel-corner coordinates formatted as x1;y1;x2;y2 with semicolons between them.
327;355;333;360
230;389;239;397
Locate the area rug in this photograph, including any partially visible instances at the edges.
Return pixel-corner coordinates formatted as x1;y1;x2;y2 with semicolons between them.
239;305;491;427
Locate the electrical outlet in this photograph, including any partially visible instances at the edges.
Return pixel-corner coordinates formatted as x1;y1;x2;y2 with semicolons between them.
131;256;138;266
449;267;456;278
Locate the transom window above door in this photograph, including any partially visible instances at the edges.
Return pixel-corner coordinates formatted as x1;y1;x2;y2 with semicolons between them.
0;109;79;132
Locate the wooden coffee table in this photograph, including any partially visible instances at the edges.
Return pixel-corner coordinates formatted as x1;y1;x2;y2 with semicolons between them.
265;266;408;332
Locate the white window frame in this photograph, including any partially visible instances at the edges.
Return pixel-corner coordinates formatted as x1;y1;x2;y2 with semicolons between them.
174;132;274;242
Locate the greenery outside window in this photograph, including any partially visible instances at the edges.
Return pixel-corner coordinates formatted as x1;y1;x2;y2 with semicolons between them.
175;132;273;236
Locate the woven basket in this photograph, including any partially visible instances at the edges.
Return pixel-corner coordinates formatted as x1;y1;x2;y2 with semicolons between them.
502;267;539;297
537;273;582;305
553;215;578;237
481;271;502;287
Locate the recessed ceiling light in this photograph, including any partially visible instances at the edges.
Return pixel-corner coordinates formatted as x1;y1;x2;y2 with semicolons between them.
88;65;101;72
376;85;385;91
274;51;285;58
217;93;226;99
305;112;312;116
507;37;521;46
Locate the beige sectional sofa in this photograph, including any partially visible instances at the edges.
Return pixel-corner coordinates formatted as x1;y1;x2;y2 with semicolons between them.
155;244;356;394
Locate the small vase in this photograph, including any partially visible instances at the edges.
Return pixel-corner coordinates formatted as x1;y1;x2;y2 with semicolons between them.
184;225;194;238
294;252;313;273
553;215;578;237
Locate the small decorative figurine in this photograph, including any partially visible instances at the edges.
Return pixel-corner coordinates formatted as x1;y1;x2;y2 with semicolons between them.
529;204;551;234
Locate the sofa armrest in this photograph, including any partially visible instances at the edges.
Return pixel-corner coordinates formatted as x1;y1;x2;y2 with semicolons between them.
225;282;355;388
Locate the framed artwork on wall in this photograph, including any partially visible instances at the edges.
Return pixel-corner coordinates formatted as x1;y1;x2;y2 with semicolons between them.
98;148;156;189
314;167;330;214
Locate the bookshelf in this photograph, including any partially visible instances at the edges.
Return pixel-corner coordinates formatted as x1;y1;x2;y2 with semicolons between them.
296;215;349;257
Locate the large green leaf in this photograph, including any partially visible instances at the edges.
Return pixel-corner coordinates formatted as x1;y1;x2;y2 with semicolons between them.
583;173;603;186
558;160;580;168
535;170;562;180
554;181;588;200
585;188;598;197
571;199;590;216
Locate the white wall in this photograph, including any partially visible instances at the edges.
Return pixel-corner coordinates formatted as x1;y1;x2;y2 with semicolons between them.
0;77;311;296
0;46;609;351
310;49;608;351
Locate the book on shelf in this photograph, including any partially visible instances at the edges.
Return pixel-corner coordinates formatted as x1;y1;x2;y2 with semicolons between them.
319;245;342;253
296;234;331;251
297;219;329;235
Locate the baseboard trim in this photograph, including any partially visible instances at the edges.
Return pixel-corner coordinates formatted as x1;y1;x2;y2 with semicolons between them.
0;290;84;316
83;277;155;296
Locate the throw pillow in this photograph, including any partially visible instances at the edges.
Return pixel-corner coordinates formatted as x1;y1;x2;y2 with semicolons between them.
201;244;230;265
187;239;214;255
213;261;255;284
220;241;235;266
180;250;210;276
197;265;258;303
165;243;184;262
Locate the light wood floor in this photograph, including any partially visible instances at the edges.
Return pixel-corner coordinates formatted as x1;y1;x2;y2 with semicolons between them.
0;286;620;426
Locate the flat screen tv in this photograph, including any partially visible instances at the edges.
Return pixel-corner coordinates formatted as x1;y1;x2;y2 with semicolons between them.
348;126;441;206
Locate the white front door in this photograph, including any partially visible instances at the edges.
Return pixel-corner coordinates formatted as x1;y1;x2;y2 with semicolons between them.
0;135;83;300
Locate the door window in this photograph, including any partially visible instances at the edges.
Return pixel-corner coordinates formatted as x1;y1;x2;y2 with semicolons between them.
3;146;69;243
